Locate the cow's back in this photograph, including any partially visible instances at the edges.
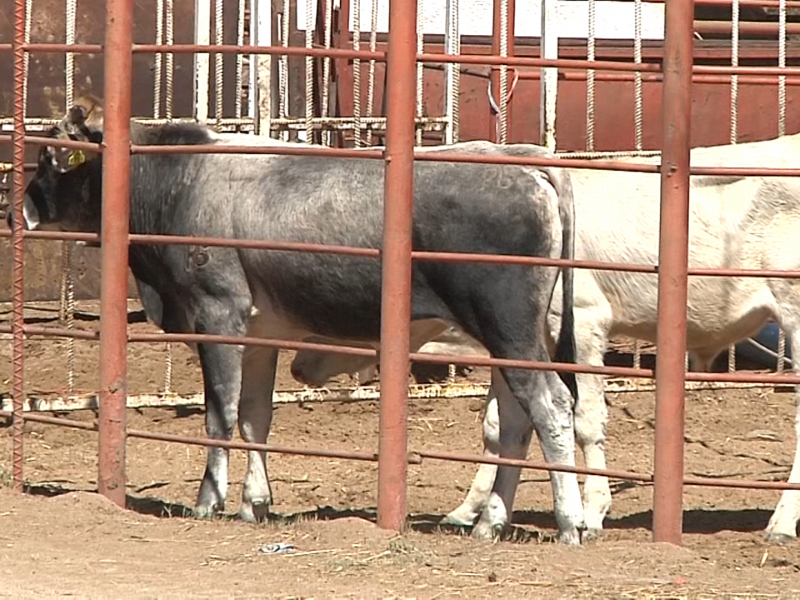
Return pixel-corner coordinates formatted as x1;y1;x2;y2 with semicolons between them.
561;144;800;349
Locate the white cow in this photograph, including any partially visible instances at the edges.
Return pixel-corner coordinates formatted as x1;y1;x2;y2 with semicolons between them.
291;132;800;543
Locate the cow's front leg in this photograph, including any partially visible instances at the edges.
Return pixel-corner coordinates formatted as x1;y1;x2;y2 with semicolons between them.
193;298;249;519
238;346;279;522
765;326;800;543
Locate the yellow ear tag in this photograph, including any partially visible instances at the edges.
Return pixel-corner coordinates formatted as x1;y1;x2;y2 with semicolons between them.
68;150;86;167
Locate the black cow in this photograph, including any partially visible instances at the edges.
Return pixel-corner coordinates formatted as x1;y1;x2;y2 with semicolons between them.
17;96;585;543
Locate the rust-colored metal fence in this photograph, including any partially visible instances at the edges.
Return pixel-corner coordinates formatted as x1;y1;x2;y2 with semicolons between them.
4;0;800;547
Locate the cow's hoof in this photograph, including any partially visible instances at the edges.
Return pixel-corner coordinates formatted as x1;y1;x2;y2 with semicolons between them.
765;530;796;545
193;503;222;520
440;508;478;528
239;499;271;523
471;521;504;542
558;528;583;546
582;527;603;543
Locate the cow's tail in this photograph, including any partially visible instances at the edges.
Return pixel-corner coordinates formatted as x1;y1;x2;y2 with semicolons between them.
551;170;579;405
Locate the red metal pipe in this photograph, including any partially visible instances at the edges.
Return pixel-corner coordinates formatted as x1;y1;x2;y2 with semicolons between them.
694;64;800;77
9;318;800;384
7;321;800;385
653;0;695;546
0;412;389;463
7;410;800;492
11;0;27;493
20;43;386;62
408;350;800;385
0;136;105;153
97;0;134;509
8;228;800;280
641;0;800;7
130;144;384;159
10;131;800;178
527;70;800;87
6;124;800;177
129;331;378;357
1;325;99;341
10;42;664;75
695;20;800;36
12;42;800;79
0;231;99;243
415;450;800;492
376;0;417;532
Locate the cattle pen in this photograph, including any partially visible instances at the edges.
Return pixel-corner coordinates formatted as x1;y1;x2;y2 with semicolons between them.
4;0;800;597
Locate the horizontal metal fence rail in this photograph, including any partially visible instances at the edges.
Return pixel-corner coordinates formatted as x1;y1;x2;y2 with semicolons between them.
6;222;800;281
5;408;800;492
9;41;800;78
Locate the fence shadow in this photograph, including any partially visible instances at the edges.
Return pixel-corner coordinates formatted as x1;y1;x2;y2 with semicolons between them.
507;506;772;536
16;482;775;538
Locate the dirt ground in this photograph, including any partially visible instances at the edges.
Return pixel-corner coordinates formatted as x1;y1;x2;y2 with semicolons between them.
2;300;800;598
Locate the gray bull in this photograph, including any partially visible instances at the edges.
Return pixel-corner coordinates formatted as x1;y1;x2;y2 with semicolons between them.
18;97;586;543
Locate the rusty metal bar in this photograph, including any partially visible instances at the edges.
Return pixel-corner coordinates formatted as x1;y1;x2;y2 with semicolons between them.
0;135;104;152
696;20;800;36
639;0;800;7
97;0;134;508
6;409;800;492
376;0;417;533
19;43;383;60
19;41;800;78
5;129;800;177
416;450;800;492
8;321;800;385
407;350;800;385
0;325;99;340
7;228;800;280
10;0;27;492
15;130;800;179
424;56;800;79
4;43;800;80
129;331;378;357
0;412;387;463
653;0;694;546
533;71;800;87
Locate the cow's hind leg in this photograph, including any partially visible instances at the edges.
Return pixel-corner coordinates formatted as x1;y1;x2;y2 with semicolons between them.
193;297;250;519
238;346;279;523
765;325;800;542
441;388;503;526
572;308;613;540
469;369;531;540
472;364;584;544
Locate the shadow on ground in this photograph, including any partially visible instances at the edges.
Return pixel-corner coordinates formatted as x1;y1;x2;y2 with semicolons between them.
16;480;774;541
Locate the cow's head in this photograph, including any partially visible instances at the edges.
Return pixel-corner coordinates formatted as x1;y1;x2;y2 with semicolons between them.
11;95;105;232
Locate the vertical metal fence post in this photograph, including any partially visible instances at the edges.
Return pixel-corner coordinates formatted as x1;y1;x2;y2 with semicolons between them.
490;0;515;143
11;0;28;492
377;0;417;531
98;0;134;508
652;0;694;545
